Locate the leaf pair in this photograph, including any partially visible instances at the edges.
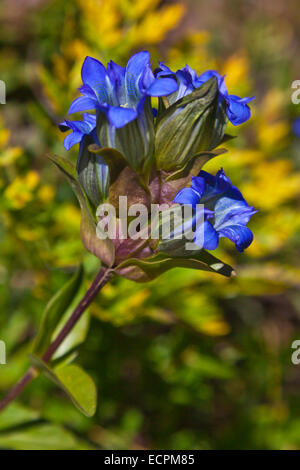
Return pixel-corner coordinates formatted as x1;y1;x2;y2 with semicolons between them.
31;264;97;417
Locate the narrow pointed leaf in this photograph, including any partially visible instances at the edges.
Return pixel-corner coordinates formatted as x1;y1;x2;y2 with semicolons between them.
116;250;234;282
33;264;84;356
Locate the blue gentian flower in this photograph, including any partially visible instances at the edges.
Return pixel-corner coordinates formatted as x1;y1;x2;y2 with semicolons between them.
68;51;178;128
66;51;179;172
174;169;256;252
59;113;98;150
156;64;254;126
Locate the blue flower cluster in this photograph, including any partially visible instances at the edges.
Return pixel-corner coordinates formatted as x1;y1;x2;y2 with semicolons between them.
156;64;254;126
60;51;177;151
174;169;256;252
59;51;256;254
60;51;254;150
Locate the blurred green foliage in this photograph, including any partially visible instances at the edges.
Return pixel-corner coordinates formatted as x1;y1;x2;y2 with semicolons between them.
1;0;300;450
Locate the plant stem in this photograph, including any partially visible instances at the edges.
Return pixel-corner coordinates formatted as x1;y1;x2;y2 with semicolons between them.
0;267;114;413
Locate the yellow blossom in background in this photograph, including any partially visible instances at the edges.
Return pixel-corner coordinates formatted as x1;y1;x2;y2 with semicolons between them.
126;3;185;48
37;185;56;204
0;147;23;167
53;204;81;235
4;171;40;210
167;31;216;72
241;160;300;211
78;0;122;49
222;52;252;96
39;0;185;117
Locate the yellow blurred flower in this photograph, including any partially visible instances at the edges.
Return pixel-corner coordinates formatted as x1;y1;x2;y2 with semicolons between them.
241;160;300;211
222;52;251;95
37;185;56;204
4;171;40;209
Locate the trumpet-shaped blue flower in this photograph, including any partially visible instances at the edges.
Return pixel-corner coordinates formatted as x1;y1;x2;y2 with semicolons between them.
174;169;256;252
68;51;178;128
156;64;254;126
59;113;98;150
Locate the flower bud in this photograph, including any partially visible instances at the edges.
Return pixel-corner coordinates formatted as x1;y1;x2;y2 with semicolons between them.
77;136;109;207
155;77;226;172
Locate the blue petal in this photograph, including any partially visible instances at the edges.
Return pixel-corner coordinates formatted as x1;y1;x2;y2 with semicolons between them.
125;51;150;103
107;106;138;128
202;220;219;250
147;77;178;97
79;84;98;99
194;70;221;87
82;113;97;130
218;224;253;252
215;168;233;191
64;119;90;134
58;121;70;132
191;176;206;198
81;56;107;88
155;63;173;77
215;199;256;229
126;51;150;80
226;95;254;125
141;65;155;90
182;64;197;82
198;170;217;187
64;131;83;150
68;96;98;114
293;118;300;137
173;188;200;208
107;60;125;84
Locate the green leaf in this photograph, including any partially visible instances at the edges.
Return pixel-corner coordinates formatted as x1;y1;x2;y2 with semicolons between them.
48;154;115;267
33;264;84;356
0;424;78;450
29;355;97;417
0;403;39;431
116;251;234;282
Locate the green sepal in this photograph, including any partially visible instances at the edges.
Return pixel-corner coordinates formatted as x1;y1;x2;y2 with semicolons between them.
48;154;115;267
96;97;155;176
155;77;227;171
115;250;234;283
89;145;151;210
165;148;227;182
77;137;109;207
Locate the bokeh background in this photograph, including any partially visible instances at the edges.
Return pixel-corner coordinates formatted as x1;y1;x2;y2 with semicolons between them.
1;0;300;450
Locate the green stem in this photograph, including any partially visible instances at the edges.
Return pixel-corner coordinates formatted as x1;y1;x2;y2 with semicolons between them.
0;267;114;413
